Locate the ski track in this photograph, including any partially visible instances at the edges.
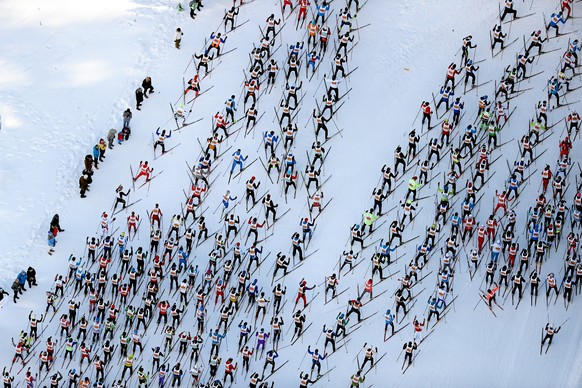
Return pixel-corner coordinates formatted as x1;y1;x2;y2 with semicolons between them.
0;0;581;386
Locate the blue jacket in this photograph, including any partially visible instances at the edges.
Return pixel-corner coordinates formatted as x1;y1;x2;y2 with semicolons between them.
48;231;56;247
453;102;464;114
17;272;27;285
209;33;227;43
308;349;325;362
317;4;329;15
549;13;565;27
232;151;248;162
210;332;225;344
264;132;278;144
226;99;236;111
378;242;397;256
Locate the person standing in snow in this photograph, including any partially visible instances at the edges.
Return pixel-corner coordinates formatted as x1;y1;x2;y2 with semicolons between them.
123;108;132;127
175;28;183;49
189;0;203;19
50;214;64;236
142;77;154;97
107;128;117;149
92;144;100;169
97;138;106;162
135;88;144;111
79;173;89;198
26;267;37;288
0;287;8;303
11;279;20;302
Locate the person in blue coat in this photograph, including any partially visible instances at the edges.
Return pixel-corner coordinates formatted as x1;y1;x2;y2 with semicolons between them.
547;12;566;37
225;95;237;122
307;346;326;376
92;145;100;169
17;271;27;293
548;77;562;107
209;329;225;356
230;149;248;174
315;2;330;24
384;309;395;335
178;247;189;272
48;229;56;254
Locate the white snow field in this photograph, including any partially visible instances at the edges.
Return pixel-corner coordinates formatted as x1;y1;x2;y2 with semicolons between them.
0;0;581;386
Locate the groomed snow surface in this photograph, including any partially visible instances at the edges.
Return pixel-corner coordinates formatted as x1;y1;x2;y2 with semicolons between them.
0;0;581;386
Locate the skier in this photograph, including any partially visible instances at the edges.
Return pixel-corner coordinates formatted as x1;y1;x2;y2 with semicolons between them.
526;30;544;56
500;0;517;20
346;298;363;322
491;24;507;50
295;279;315;308
133;161;153;183
325;274;338;299
207;32;227;56
384;309;395;336
307;346;326;377
541;323;561;346
546;12;566;37
402;341;418;366
223;6;239;31
264;14;281;40
420;101;433;129
230;149;248;174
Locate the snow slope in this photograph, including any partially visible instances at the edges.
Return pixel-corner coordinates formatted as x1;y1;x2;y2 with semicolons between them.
0;0;581;386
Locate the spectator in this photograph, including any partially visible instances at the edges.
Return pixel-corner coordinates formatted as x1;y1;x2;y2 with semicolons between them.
26;267;38;288
17;271;27;293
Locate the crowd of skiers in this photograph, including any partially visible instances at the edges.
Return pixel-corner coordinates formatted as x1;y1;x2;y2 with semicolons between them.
1;1;372;387
4;0;582;386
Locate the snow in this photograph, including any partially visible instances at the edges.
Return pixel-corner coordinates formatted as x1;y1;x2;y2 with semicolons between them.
0;0;581;386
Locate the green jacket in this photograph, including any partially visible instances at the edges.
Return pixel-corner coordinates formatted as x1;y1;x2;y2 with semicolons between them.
408;179;421;191
363;212;379;226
